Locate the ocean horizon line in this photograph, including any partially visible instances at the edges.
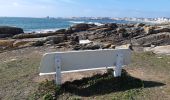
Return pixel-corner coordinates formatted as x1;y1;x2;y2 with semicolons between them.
0;17;138;33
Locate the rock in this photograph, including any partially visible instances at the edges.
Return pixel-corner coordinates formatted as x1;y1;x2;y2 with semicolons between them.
132;32;170;47
70;23;95;32
65;28;73;34
13;33;37;39
72;43;101;50
116;44;132;49
102;43;112;49
153;27;170;34
144;45;170;55
95;27;113;32
32;40;45;46
82;44;101;50
105;23;118;29
56;42;68;47
143;26;154;34
143;26;170;35
135;23;145;27
0;39;34;49
144;27;153;34
117;28;128;38
0;40;15;48
13;40;33;48
88;23;117;31
45;36;64;44
117;23;135;28
122;32;131;38
88;35;97;40
110;45;116;49
55;29;68;40
55;29;66;33
70;35;79;43
125;27;144;37
87;27;99;31
73;45;82;50
0;26;24;38
70;41;78;45
117;28;126;33
13;31;65;39
0;34;14;38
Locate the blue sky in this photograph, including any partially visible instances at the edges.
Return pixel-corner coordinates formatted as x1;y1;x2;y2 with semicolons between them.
0;0;170;18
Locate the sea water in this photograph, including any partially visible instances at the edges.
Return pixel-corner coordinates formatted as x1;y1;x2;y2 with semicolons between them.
0;17;134;33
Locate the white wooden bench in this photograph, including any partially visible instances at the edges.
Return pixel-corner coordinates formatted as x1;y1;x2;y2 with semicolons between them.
39;49;131;85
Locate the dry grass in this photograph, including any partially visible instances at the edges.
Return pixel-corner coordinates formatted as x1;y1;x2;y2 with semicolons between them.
0;50;170;100
0;55;40;100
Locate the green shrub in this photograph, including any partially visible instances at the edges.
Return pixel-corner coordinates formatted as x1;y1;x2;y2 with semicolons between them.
33;80;61;100
43;93;53;100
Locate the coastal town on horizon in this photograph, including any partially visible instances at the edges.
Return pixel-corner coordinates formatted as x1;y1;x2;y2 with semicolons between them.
46;16;170;23
27;15;170;23
2;16;170;23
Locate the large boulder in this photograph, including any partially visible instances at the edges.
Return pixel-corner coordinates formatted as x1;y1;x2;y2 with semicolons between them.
0;26;24;38
69;23;96;33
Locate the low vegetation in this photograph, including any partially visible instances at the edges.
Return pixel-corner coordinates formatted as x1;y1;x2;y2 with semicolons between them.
32;70;145;100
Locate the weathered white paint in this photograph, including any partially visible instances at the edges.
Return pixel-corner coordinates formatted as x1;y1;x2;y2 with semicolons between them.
55;54;62;85
114;53;123;77
79;40;92;44
39;49;131;84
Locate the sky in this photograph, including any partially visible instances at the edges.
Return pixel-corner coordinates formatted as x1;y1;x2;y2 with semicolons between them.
0;0;170;18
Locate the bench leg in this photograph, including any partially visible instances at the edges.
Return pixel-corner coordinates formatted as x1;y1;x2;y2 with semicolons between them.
114;53;123;77
55;55;62;85
114;66;122;77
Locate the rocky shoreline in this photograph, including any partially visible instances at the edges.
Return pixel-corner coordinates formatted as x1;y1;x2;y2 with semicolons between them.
0;23;170;52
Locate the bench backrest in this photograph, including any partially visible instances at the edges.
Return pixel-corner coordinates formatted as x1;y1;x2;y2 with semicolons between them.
40;49;131;75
